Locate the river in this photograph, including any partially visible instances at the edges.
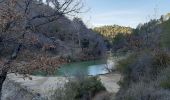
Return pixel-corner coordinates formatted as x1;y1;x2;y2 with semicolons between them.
56;59;115;76
34;57;115;76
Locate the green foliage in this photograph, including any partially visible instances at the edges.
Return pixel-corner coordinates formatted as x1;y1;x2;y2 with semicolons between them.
52;76;106;100
92;91;114;100
93;25;133;36
161;19;170;48
116;81;170;100
116;53;138;87
117;50;170;87
152;51;170;71
70;77;106;99
117;53;137;74
158;67;170;89
112;33;126;44
115;14;170;100
93;25;133;40
116;51;170;99
160;81;170;89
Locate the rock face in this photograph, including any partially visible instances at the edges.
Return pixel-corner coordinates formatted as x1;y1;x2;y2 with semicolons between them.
2;74;68;100
2;78;35;100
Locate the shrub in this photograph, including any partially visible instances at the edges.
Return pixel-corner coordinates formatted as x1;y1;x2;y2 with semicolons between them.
160;81;170;89
116;53;142;87
52;76;106;100
116;50;170;100
152;50;170;72
157;66;170;89
93;91;113;100
115;18;170;100
117;53;137;74
116;82;170;100
70;76;106;99
117;50;170;87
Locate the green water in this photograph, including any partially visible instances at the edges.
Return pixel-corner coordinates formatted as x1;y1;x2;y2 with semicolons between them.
56;60;108;76
34;59;110;76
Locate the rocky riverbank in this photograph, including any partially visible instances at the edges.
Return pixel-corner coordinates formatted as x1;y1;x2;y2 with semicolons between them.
99;73;121;93
2;73;121;100
2;74;69;100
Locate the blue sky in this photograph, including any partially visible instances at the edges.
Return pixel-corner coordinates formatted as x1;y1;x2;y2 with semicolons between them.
79;0;170;28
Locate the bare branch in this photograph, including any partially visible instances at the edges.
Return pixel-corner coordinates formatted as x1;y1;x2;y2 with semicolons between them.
0;0;84;96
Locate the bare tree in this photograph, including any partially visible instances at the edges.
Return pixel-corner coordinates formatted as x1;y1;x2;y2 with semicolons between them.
73;17;82;48
0;0;83;99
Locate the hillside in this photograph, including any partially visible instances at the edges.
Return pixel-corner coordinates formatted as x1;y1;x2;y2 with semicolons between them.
93;25;133;40
161;17;170;48
0;1;109;99
0;1;106;63
2;0;170;100
33;16;107;61
114;14;170;100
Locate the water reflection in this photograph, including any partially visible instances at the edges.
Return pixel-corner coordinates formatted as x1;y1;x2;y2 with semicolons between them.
56;59;114;76
88;64;108;76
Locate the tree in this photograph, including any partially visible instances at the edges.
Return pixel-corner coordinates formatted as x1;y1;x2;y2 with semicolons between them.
93;25;133;41
0;0;84;99
73;18;82;48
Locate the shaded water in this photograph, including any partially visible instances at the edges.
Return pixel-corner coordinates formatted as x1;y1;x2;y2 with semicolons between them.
56;59;115;76
34;58;115;76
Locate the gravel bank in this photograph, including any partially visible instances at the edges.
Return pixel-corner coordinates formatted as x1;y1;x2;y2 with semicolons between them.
2;73;121;100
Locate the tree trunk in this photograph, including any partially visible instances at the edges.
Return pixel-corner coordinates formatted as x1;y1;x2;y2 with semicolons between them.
0;69;7;100
0;43;22;100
